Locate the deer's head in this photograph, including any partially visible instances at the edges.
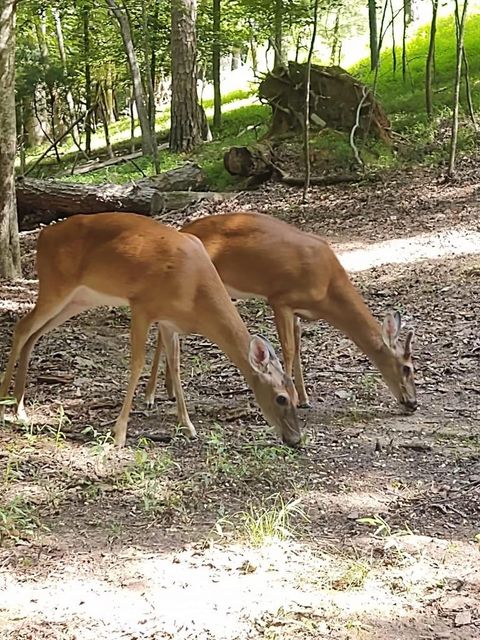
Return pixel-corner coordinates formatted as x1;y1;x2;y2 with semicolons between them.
381;311;417;413
247;336;302;447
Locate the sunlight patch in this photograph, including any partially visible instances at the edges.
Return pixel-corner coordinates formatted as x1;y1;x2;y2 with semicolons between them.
338;228;480;272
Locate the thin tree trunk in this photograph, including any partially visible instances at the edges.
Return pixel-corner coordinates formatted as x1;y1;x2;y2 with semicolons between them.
141;0;159;172
448;0;469;177
248;21;258;75
105;0;154;155
425;0;439;118
368;0;378;70
99;85;114;158
0;0;22;278
389;0;396;72
212;0;221;129
150;0;159;104
302;0;320;203
462;46;477;130
169;0;203;152
130;94;136;152
83;7;92;154
402;0;407;81
274;0;283;68
330;10;341;66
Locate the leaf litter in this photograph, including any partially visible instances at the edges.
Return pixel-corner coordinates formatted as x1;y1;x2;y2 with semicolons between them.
0;158;479;639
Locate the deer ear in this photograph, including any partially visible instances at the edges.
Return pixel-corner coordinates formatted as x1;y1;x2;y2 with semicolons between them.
249;336;271;372
382;311;401;349
404;329;414;358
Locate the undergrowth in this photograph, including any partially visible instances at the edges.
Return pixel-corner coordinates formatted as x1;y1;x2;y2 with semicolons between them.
21;14;480;190
351;14;480;116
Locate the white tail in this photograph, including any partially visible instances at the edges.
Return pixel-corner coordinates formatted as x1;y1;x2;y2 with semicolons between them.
146;212;417;413
0;213;301;447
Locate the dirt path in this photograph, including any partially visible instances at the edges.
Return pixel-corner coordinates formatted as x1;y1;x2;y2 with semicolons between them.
1;162;479;639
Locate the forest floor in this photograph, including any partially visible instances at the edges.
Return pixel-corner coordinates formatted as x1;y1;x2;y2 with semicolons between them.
0;158;479;639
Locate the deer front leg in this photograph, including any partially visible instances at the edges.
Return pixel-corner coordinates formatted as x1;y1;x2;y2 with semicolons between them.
113;308;150;447
272;306;298;400
293;317;310;407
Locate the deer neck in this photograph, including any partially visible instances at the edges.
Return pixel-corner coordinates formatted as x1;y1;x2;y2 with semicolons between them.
325;281;395;375
200;305;256;386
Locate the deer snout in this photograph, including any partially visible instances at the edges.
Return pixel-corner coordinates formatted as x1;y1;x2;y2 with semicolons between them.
401;398;418;413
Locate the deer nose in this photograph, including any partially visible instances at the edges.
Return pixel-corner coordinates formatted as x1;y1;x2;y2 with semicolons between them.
402;399;418;413
282;432;302;448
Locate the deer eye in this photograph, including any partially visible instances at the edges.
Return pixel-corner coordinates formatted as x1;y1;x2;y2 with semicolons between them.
275;394;289;406
402;365;412;377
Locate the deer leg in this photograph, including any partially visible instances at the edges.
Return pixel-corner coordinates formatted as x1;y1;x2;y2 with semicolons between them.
0;299;69;422
145;328;175;408
293;317;310;407
113;308;151;447
145;328;163;408
160;325;196;438
273;306;299;404
13;302;90;422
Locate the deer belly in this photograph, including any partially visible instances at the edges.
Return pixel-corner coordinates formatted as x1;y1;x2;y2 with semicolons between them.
226;286;266;301
72;286;129;308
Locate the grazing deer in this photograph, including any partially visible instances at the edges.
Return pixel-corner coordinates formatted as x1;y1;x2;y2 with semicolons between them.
0;213;301;447
146;212;417;413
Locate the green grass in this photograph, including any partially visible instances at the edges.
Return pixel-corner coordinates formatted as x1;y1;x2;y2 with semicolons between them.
0;497;45;545
351;14;480;116
28;99;269;190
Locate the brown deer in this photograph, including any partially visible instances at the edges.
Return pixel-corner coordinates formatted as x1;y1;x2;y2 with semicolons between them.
146;212;417;413
0;213;301;447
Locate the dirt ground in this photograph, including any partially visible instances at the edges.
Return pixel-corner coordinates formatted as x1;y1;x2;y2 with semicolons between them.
1;160;479;639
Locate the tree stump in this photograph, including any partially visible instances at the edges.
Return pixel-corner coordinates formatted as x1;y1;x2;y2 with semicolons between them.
259;62;392;142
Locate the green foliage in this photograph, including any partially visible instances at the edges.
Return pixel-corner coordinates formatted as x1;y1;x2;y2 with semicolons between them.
351;14;480;116
235;494;308;546
0;497;45;545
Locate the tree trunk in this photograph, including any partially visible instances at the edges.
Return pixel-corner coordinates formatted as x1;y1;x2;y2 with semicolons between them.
425;0;439;118
150;0;160;106
448;0;469;177
0;0;22;278
303;0;320;203
330;11;341;66
273;0;283;68
389;0;396;73
368;0;378;71
402;0;408;81
83;7;92;154
169;0;203;152
212;0;221;129
141;0;159;173
105;0;154;155
99;84;114;158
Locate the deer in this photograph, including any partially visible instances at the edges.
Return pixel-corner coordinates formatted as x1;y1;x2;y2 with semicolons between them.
146;212;417;414
0;213;301;448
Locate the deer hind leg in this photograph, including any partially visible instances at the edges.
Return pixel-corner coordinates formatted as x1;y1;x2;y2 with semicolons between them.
0;299;69;422
13;301;90;422
145;328;175;408
293;317;310;407
159;324;196;438
145;329;163;408
113;307;151;447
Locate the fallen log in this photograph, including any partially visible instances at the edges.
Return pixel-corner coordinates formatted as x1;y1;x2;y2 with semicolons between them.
16;165;232;230
68;144;170;176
